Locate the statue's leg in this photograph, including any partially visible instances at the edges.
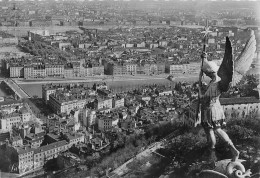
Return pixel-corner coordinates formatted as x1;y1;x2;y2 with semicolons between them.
203;127;211;146
202;127;218;165
215;128;239;162
208;129;216;149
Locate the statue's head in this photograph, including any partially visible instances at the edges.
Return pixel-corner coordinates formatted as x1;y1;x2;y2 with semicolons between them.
201;52;219;80
201;52;208;59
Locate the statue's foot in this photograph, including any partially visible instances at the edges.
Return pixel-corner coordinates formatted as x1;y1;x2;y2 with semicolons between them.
231;150;240;162
203;149;217;168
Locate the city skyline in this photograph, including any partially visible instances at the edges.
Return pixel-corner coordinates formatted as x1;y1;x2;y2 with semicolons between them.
0;0;259;177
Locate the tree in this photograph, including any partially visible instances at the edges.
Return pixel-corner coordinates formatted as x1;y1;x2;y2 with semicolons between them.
229;125;253;142
238;75;259;97
251;136;260;154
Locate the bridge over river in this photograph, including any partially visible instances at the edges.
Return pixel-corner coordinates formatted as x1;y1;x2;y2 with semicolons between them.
2;79;30;100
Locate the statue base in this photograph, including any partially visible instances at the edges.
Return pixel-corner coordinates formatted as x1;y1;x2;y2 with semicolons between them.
197;159;259;178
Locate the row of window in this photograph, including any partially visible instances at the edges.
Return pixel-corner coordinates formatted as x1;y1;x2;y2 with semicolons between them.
20;155;33;161
225;105;259;110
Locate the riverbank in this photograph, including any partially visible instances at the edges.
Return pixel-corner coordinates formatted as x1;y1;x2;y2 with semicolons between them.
14;74;198;84
17;77;172;98
16;74;201;98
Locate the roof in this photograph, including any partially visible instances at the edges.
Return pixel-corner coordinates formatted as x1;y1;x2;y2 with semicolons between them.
34;140;68;154
219;97;260;105
25;132;45;141
19;107;29;114
0;100;23;107
65;133;83;141
17;146;34;155
190;97;259;107
11;135;22;142
46;133;61;141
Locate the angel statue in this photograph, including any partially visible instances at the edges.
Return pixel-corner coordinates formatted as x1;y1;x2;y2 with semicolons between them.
198;30;256;164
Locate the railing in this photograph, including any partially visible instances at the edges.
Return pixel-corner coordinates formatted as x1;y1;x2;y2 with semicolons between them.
10;79;31;98
3;79;30;99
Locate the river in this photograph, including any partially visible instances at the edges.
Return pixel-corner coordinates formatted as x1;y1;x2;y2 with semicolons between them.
18;76;202;98
19;79;174;98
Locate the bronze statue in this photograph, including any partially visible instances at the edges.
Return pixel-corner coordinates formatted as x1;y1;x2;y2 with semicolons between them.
198;30;256;163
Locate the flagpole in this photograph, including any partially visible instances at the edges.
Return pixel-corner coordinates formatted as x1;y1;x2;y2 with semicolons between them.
195;20;211;121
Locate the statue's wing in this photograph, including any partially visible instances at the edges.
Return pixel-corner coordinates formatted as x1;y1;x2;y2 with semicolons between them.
232;30;256;86
217;37;233;92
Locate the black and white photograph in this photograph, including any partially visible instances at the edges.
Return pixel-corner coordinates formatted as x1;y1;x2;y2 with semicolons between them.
0;0;259;177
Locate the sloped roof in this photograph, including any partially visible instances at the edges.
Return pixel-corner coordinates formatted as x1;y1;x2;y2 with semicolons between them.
219;97;260;105
34;140;68;154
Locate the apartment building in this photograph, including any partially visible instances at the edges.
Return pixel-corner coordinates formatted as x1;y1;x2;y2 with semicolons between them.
85;67;93;76
24;66;33;79
93;97;113;110
48;92;90;114
106;62;164;76
79;108;96;127
45;64;64;77
170;64;187;74
24;132;45;149
42;84;64;103
92;65;104;75
33;140;69;170
170;62;200;75
144;63;158;75
0;106;32;131
183;97;260;127
28;30;50;41
98;114;119;131
124;63;137;75
109;63;124;75
221;97;260;119
9;66;24;78
112;97;125;108
32;65;46;78
0;113;21;131
6;59;104;79
17;147;35;174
